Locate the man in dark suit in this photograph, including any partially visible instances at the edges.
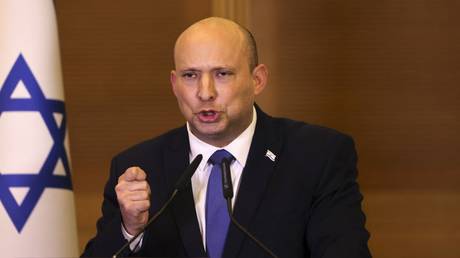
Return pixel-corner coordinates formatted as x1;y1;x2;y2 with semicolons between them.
82;17;371;258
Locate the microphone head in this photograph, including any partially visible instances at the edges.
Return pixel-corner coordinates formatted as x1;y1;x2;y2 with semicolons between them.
221;158;234;199
174;154;203;191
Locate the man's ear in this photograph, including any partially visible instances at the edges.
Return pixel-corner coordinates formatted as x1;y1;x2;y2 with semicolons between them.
170;70;178;97
252;64;268;95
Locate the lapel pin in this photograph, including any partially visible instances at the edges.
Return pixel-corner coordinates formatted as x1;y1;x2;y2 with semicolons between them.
265;149;276;162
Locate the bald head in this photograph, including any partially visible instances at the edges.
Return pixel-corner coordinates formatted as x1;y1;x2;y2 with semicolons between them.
174;17;258;71
170;17;268;147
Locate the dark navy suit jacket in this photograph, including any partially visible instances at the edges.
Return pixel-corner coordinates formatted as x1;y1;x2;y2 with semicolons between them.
82;106;371;258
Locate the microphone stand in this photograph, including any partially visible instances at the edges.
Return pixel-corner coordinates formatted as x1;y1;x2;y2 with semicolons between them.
221;158;279;258
113;189;178;258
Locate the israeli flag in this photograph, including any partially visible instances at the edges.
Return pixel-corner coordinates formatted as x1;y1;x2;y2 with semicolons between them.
0;0;78;257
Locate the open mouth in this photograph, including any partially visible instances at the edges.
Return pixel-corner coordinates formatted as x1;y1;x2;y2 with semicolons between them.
197;110;219;122
201;110;216;116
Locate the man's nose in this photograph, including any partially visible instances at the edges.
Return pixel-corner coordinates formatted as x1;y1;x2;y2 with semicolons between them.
197;73;216;101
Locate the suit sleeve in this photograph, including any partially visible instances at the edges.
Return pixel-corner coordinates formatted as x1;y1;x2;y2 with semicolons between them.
306;135;372;258
80;157;131;257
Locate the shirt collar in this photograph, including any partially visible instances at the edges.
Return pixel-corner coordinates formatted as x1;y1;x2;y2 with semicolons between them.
187;106;257;170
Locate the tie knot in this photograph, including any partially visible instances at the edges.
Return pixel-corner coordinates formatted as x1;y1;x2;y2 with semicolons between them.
208;149;234;165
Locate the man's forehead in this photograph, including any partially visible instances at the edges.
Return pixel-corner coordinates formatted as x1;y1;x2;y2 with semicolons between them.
175;24;243;50
175;52;239;71
175;33;245;66
173;17;251;71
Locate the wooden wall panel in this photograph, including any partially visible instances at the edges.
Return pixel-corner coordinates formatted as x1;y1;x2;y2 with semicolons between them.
249;0;460;257
363;190;460;257
251;0;460;190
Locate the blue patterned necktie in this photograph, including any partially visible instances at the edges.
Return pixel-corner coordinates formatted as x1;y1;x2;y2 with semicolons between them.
206;149;235;258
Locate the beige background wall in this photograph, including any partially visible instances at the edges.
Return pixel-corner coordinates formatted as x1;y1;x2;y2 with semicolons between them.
55;1;460;257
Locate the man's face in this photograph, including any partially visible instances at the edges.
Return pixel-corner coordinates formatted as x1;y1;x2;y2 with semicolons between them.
171;25;265;147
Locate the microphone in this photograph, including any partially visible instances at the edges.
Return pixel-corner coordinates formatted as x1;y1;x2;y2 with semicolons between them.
113;154;203;258
221;158;279;258
221;157;233;199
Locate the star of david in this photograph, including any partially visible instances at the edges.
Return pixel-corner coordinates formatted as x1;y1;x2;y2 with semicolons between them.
0;54;72;233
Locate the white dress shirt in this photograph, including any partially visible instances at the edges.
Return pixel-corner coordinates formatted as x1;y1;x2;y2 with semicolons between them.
188;107;257;250
122;107;257;251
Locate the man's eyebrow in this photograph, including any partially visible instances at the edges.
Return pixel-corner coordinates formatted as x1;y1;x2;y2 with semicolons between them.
178;68;200;72
180;67;200;71
178;66;235;73
212;66;236;71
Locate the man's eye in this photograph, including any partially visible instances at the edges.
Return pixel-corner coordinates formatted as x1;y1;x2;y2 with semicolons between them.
216;70;233;77
182;72;197;79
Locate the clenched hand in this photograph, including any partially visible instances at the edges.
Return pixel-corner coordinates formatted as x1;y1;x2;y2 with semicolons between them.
115;167;151;235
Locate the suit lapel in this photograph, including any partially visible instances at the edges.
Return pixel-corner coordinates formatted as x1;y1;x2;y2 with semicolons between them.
224;108;283;258
164;127;206;257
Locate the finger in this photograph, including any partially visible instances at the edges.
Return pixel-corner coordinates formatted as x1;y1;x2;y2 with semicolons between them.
133;200;150;212
116;185;150;203
118;170;133;183
123;200;150;214
126;181;150;192
125;191;150;202
121;167;146;182
116;180;149;194
123;167;140;181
